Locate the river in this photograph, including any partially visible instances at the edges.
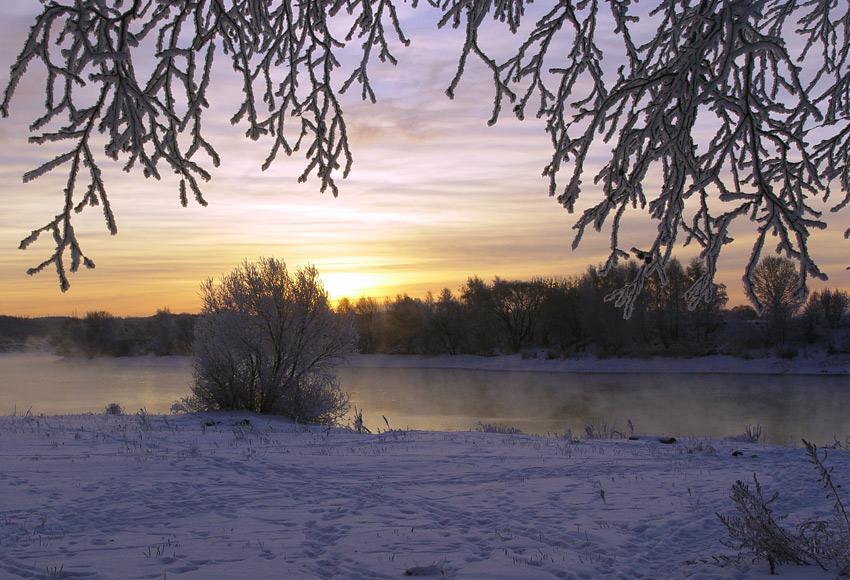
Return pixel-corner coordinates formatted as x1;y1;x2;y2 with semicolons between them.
1;352;848;445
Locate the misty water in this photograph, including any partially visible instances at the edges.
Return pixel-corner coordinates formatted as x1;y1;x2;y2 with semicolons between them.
2;351;848;446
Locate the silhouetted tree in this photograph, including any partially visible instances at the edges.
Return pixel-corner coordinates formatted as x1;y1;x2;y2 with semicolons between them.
579;262;646;357
806;289;850;330
381;294;425;354
354;296;379;353
750;256;803;345
646;258;687;348
146;308;194;356
539;277;585;353
804;288;850;345
490;277;548;352
460;276;498;354
428;288;466;355
684;259;728;346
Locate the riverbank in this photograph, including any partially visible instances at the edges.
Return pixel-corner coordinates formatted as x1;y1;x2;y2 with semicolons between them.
6;347;850;375
1;411;846;579
345;349;850;375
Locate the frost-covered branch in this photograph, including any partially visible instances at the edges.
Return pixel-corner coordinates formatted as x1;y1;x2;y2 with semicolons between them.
3;0;409;289
442;0;850;316
4;0;850;308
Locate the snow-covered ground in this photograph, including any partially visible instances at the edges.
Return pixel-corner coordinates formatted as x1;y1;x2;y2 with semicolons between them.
2;412;848;579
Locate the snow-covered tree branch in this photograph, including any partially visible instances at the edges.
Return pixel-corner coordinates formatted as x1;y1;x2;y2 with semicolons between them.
4;0;850;314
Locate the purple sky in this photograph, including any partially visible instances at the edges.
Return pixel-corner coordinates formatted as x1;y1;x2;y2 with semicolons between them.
0;1;847;316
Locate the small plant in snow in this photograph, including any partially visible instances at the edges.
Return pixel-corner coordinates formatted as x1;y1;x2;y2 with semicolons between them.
800;439;850;575
556;429;580;443
717;474;811;574
679;438;716;454
475;422;523;435
352;407;370;435
583;421;624;440
404;561;452;577
717;440;850;575
727;423;764;444
136;408;152;432
745;423;764;444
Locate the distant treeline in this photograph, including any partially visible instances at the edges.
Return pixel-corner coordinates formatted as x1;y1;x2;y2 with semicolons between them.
0;310;196;357
2;258;849;358
0;316;66;352
337;258;850;358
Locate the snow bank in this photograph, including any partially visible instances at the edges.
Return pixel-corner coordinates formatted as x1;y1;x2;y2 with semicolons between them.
1;412;846;579
345;351;850;375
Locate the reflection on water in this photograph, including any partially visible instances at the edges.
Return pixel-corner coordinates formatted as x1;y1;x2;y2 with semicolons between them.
339;367;850;445
0;352;193;416
1;352;848;445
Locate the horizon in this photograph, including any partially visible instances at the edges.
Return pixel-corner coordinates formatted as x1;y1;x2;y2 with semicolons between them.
2;3;849;318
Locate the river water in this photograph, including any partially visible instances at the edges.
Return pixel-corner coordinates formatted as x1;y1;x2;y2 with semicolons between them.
1;352;848;446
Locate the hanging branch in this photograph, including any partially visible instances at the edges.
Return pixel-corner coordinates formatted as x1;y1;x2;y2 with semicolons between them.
2;0;850;311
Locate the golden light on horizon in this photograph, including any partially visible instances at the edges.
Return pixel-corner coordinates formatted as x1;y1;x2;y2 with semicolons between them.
1;2;850;318
322;272;387;302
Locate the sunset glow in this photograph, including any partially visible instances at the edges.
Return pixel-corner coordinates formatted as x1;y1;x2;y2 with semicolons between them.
1;3;849;318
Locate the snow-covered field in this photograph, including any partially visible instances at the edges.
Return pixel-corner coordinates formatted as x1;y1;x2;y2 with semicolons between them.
2;411;848;579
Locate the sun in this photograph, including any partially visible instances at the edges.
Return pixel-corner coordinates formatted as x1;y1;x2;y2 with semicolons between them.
321;272;382;301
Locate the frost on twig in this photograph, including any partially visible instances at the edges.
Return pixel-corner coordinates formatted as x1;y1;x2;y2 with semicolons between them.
444;0;850;316
3;0;408;289
4;0;850;304
717;474;812;574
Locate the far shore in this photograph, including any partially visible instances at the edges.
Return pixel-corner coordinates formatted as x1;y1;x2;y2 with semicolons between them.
344;350;850;375
3;345;850;375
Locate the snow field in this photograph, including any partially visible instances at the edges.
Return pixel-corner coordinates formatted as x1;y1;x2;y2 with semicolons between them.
0;412;847;579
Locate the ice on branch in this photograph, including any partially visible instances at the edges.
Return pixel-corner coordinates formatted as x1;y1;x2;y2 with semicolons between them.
2;0;850;311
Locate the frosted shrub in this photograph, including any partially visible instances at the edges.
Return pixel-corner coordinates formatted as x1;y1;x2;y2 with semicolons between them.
717;475;811;574
103;403;123;415
178;258;357;426
718;440;850;575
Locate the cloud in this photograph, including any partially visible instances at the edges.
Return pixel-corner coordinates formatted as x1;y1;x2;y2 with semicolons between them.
1;2;848;316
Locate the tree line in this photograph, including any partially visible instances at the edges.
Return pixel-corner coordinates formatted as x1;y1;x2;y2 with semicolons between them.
3;257;848;359
47;309;196;357
337;257;850;358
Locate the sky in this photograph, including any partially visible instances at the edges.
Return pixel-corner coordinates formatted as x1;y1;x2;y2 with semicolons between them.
0;2;849;317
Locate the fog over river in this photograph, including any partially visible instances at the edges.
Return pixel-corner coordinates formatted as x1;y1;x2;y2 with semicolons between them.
1;352;848;446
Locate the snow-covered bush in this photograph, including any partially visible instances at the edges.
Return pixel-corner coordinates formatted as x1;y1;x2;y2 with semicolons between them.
176;258;357;426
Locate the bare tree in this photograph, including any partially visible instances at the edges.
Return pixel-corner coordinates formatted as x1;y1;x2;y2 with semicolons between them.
354;295;379;353
179;257;357;425
491;277;548;352
428;288;466;354
3;0;850;312
750;255;803;344
805;288;850;329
